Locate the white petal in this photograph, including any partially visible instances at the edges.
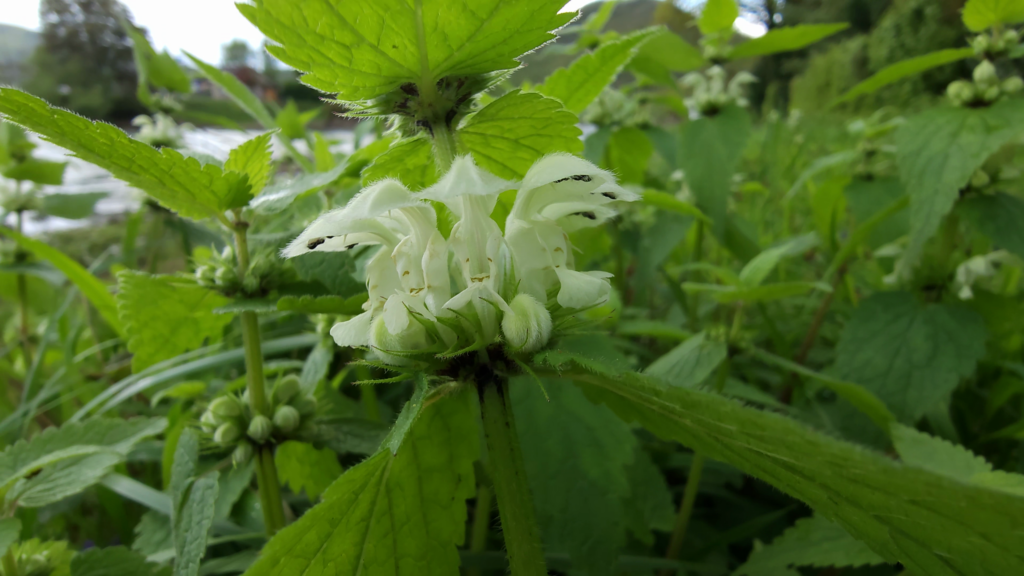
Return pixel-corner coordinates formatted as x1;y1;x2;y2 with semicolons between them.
555;269;612;309
421;155;515;217
443;283;512;314
330;311;373;347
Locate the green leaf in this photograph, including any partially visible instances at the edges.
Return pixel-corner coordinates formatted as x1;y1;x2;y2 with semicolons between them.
896;100;1024;271
785;149;860;200
39;192;107;220
0;417;166;495
299;340;334;394
622;447;674;544
183;53;274;127
275;441;343;500
2;157;66;184
628;29;706;85
729;24;849;59
9;452;123;508
835;48;974;104
537;28;658;114
224;132;274;197
214;460;255;521
117;271;233;372
678;105;751;240
739;233;818;287
959;192;1024;260
733;515;886;575
361;136;439;190
460;90;584;180
250;163;346;214
0;518;19;559
642;190;709;222
10;540;74;576
834;292;987;423
645;332;728;389
891;425;991;482
171;430;219;576
605;126;653;184
241;388;478;576
558;371;1024;576
238;0;574;101
0;89;249;221
699;0;739;35
0;227;123;337
963;0;1024;31
124;22;190;98
275;101;319;140
513;379;635;576
290;251;364;297
843;177;908;250
133;511;174;558
277;294;368;316
71;546;170;576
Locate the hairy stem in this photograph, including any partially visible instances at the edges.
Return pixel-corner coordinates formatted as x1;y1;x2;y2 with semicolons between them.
467;481;494;576
479;379;547;576
233;224;286;535
430;121;459;172
660;452;706;576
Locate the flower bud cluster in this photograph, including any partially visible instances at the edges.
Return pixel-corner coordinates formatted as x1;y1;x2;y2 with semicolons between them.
681;66;757;117
194;245;284;297
282;154;638;366
971;29;1020;59
132;113;190;149
200;375;318;466
947;60;1024;107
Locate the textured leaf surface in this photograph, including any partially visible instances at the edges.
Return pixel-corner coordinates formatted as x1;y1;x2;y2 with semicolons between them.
554;370;1024;576
537;29;657;114
9;452;122;508
645;332;727;389
0;89;250;220
361;137;438;189
242;389;478;576
225;132;274;197
117;271;233;372
733;515;886;575
513;379;634;575
729;24;849;59
460;90;583;180
678;106;752;239
71;546;170;576
963;0;1024;31
896;100;1024;270
0;418;165;494
959;192;1024;260
0;227;122;337
892;425;991;482
238;0;574;101
834;292;987;423
172;430;218;576
275;441;343;500
836;48;974;104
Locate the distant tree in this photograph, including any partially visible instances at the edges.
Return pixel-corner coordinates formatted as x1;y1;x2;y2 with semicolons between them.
221;39;254;69
25;0;142;119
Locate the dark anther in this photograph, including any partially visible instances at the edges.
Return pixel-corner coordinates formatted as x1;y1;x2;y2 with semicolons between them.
574;211;597;220
307;238;326;250
572;174;593;182
554;177;571;183
400;83;419;96
601;192;618;199
345;243;359;250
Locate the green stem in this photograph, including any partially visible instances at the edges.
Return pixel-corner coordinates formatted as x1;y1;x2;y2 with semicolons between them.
2;547;19;576
15;211;31;369
660;452;706;576
467;482;494;576
430;121;459;172
479;379;547;576
233;224;285;536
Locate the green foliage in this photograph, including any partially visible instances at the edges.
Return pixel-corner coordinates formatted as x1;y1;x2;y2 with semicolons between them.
361;137;438;189
896;99;1024;269
645;332;728;388
241;388;478;576
184;53;275;127
238;0;574;101
274;441;343;500
0;89;251;222
459;90;583;179
117;271;233;372
628;30;706;84
224;133;274;196
729;24;850;60
834;292;987;423
38;192;107;220
699;0;739;35
962;0;1024;32
1;157;67;184
733;515;886;575
71;546;171;576
836;48;974;104
959;192;1024;259
537;28;657;114
171;430;219;576
250;164;346;214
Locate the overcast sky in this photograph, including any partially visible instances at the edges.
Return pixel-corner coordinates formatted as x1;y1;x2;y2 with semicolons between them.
2;0;763;66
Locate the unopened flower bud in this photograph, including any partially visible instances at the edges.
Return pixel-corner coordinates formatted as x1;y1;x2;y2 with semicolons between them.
293;395;318;418
242;273;260;294
973;60;999;88
983;85;1002;102
972;34;991;55
273;375;301;405
273;405;301;433
209;395;243;419
1003;76;1024;94
247;414;273;443
971;170;991;189
200;411;218;433
232;441;253;466
947;80;975;105
214;266;236;287
214;422;241;445
1004;30;1020;47
195;265;216;286
501;294;553;353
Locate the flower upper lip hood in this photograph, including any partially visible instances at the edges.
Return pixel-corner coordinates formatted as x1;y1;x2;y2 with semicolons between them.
280;153;637;361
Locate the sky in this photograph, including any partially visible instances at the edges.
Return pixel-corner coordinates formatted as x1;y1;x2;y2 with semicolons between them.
2;0;763;66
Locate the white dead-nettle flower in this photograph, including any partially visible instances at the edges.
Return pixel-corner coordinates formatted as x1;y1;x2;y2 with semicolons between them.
681;66;758;115
132;113;190;148
954;251;1016;300
282;154;636;362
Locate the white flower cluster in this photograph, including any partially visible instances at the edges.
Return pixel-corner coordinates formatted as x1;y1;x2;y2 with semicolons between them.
681;66;757;116
282;154;636;363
